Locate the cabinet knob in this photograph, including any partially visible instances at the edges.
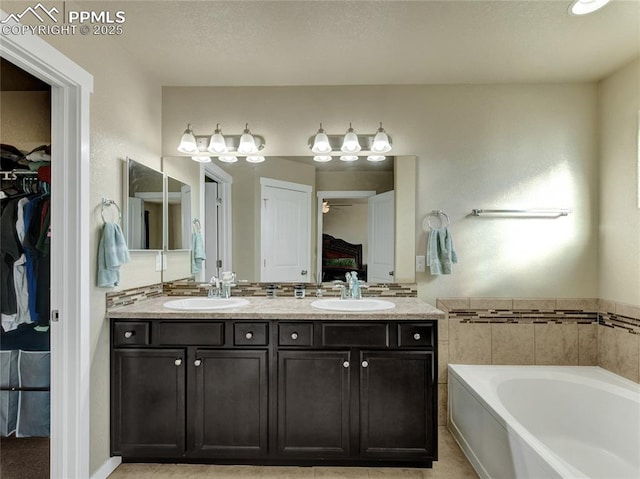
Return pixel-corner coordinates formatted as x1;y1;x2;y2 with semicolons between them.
413;333;421;340
290;332;299;340
174;359;182;366
361;360;369;368
245;332;253;340
124;331;134;339
342;361;350;368
194;359;202;367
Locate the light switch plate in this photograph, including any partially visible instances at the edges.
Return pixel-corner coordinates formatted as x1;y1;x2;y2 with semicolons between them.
155;252;162;272
415;255;426;272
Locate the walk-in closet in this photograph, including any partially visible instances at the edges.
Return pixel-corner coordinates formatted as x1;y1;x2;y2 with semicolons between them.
0;57;51;479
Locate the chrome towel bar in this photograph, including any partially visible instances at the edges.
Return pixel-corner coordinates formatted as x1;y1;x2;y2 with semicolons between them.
471;208;572;218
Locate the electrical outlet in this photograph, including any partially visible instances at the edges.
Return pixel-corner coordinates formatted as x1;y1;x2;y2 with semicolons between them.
415;255;426;272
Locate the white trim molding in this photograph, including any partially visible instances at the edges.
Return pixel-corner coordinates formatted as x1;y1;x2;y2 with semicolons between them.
90;456;122;479
1;10;93;479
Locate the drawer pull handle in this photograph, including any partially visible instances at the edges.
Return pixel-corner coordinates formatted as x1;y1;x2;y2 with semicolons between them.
124;331;134;339
413;333;421;340
362;360;369;368
194;359;202;367
290;332;299;340
174;359;182;366
342;361;350;368
245;332;253;340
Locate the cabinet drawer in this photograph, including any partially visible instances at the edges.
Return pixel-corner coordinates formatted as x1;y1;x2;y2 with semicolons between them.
155;322;224;346
322;323;389;348
278;323;313;347
234;322;268;346
397;323;434;348
113;321;149;346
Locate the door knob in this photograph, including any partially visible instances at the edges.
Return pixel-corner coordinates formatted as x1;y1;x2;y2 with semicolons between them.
301;270;308;276
413;333;421;340
388;271;394;276
342;361;350;368
361;360;369;368
174;359;182;366
290;332;299;340
245;332;253;340
194;359;202;367
124;331;134;339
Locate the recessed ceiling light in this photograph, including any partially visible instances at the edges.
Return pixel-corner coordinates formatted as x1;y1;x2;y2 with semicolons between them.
569;0;611;16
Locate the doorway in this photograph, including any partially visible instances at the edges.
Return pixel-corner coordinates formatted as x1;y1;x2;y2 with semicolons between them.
201;163;232;282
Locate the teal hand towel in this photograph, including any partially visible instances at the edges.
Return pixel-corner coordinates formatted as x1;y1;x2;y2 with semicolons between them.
97;222;131;287
427;227;458;275
191;231;206;274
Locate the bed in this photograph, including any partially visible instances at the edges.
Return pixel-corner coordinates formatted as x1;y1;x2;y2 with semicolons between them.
321;234;367;282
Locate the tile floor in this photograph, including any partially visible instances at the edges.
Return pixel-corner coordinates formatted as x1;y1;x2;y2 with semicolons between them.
107;427;478;479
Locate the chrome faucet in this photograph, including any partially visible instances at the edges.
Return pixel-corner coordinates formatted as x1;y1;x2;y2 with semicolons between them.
208;276;220;298
220;271;236;298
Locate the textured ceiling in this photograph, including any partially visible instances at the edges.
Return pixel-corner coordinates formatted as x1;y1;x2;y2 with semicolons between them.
93;0;640;86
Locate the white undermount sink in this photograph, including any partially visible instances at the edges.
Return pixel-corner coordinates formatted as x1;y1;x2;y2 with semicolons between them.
310;298;396;312
163;297;250;311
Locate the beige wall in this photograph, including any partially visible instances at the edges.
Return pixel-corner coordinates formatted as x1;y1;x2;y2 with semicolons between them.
0;91;51;151
45;32;163;474
316;170;393;192
599;58;640;305
163;84;600;303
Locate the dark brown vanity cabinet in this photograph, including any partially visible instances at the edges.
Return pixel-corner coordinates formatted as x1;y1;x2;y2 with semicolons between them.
111;318;437;467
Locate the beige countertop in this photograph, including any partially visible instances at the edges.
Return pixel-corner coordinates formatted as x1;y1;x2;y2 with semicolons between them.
107;296;444;321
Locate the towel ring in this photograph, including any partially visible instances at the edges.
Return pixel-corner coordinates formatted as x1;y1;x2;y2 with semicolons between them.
423;210;450;231
101;198;122;224
193;218;201;232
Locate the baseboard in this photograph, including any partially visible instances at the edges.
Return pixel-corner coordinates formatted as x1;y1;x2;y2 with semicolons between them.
90;456;121;479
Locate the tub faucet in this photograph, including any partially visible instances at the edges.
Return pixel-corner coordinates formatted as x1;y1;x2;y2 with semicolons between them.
208;276;220;298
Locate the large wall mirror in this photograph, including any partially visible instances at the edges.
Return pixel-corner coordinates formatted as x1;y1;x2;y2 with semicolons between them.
123;158;164;251
196;155;415;284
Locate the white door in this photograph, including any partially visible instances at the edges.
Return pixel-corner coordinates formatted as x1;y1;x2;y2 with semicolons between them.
261;179;312;282
205;181;220;281
367;191;395;283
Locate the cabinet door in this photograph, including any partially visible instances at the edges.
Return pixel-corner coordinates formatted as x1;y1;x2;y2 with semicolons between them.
112;348;186;457
359;351;435;460
191;350;268;457
277;351;351;457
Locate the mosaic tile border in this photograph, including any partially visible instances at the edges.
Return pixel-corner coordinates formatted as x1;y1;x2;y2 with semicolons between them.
599;312;640;336
105;283;163;310
163;280;417;298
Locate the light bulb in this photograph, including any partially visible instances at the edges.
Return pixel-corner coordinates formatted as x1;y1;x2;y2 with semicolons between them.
569;0;610;15
311;123;332;154
341;123;361;153
313;155;332;162
367;155;386;162
191;156;212;163
177;124;198;153
218;156;238;163
207;124;228;154
246;156;265;163
339;155;358;162
237;123;258;154
371;123;392;153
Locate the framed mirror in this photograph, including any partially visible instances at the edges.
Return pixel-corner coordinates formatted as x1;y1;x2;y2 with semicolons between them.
166;175;192;250
123;158;164;251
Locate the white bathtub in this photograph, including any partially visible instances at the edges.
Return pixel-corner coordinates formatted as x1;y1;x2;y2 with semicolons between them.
448;365;640;479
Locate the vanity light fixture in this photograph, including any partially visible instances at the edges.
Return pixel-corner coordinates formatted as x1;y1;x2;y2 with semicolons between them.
322;200;330;214
311;123;332;154
246;155;266;163
568;0;610;15
307;122;392;159
340;155;359;162
177;123;266;162
177;124;198;154
341;123;361;153
367;155;386;162
191;156;212;163
218;156;238;163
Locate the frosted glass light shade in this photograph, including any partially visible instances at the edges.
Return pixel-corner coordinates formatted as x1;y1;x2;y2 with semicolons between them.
246;156;265;163
313;155;332;162
207;132;227;154
367;155;386;162
569;0;610;15
339;155;359;162
177;124;198;153
311;124;332;154
218;156;238;163
191;156;212;163
341;124;361;153
371;124;392;153
237;124;258;154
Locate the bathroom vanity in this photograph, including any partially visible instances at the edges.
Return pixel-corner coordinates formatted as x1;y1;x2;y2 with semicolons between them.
107;297;442;468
